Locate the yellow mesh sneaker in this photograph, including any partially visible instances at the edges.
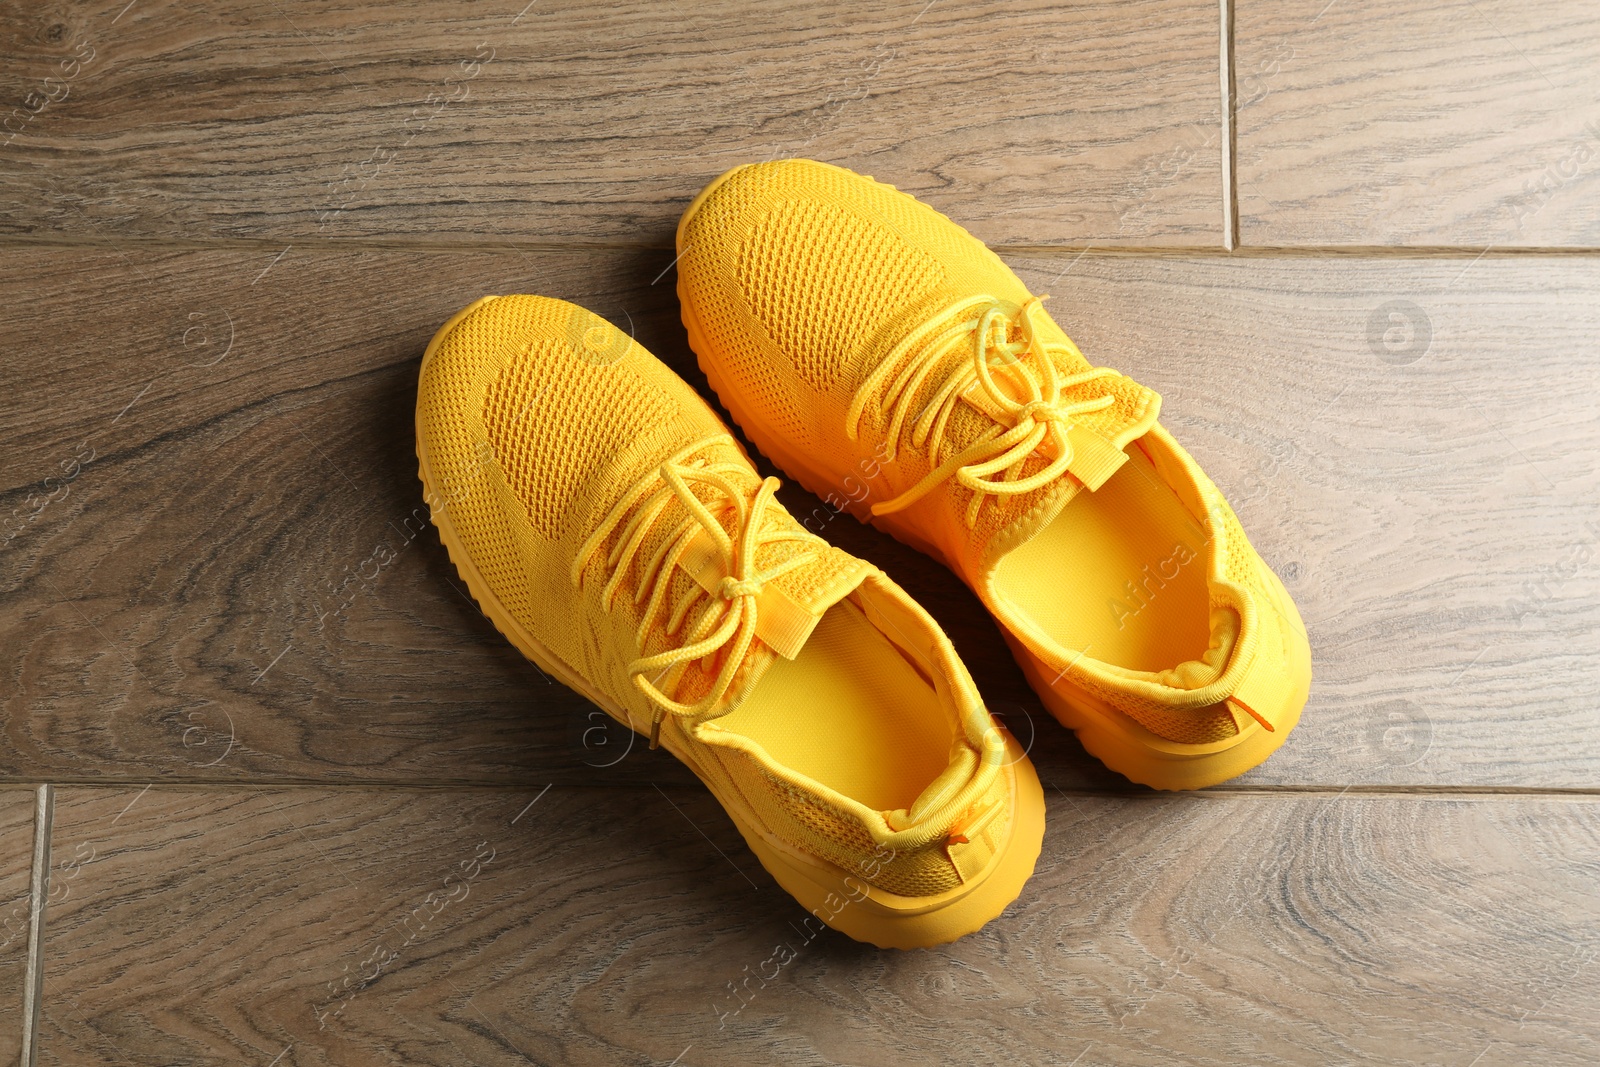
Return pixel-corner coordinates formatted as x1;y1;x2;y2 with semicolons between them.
415;294;1043;946
675;159;1311;791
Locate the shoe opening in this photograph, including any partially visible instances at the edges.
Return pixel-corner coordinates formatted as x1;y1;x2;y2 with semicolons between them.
718;590;955;812
993;442;1213;674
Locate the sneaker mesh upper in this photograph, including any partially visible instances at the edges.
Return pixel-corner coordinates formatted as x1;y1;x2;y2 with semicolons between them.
678;160;1303;748
737;198;946;392
418;294;1010;898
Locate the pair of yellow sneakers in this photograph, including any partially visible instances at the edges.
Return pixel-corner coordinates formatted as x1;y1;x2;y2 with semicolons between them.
415;160;1311;948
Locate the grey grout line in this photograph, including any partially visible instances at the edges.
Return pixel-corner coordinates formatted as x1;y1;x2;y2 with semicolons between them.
20;784;54;1067
965;244;1600;258
0;781;1595;798
4;234;1600;258
1219;0;1239;251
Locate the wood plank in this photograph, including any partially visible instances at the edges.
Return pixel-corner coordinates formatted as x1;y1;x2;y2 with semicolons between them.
0;243;1103;790
0;0;1223;248
3;249;1597;788
0;246;711;790
0;788;38;1063
1015;253;1600;788
33;785;1600;1065
1234;0;1600;247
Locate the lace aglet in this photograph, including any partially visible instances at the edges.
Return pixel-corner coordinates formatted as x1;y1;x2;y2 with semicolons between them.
649;713;663;750
1230;696;1273;732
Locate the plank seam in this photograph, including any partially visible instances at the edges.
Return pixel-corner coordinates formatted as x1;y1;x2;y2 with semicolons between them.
20;783;54;1067
9;233;1600;255
1219;0;1239;250
10;781;1600;798
8;237;1600;257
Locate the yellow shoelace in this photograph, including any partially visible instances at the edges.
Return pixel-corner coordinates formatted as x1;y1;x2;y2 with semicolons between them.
572;435;818;746
846;294;1120;527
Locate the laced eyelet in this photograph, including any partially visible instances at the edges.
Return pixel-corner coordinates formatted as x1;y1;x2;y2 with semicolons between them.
847;295;1120;526
571;435;821;738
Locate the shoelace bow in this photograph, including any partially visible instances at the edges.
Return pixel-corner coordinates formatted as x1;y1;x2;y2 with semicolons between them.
846;294;1121;527
571;435;819;747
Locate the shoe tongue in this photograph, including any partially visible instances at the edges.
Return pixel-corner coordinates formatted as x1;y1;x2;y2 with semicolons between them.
675;540;872;714
934;317;1162;567
679;527;870;661
627;441;873;712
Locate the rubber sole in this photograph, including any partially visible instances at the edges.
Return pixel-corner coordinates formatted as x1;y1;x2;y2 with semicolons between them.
675;168;1307;790
415;296;1045;946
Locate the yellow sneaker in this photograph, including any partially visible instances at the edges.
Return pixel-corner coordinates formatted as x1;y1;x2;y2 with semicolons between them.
415;294;1043;946
675;159;1311;790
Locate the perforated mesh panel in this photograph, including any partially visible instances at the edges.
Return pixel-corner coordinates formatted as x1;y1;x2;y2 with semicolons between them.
737;198;944;392
483;339;674;539
743;764;970;899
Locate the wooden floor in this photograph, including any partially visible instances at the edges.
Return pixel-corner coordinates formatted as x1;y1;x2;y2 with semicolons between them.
2;1;1598;1064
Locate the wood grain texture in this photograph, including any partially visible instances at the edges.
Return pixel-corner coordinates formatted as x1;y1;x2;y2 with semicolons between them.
3;0;1597;1061
0;242;1111;790
32;785;1600;1066
4;248;1599;788
0;0;1224;247
0;788;38;1063
1234;0;1600;247
1013;253;1600;788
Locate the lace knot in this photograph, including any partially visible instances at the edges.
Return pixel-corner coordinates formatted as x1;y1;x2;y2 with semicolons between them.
571;443;821;739
847;294;1122;527
718;575;764;600
1019;400;1063;424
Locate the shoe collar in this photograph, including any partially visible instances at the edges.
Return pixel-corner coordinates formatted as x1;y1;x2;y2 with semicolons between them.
977;423;1266;711
692;568;1010;845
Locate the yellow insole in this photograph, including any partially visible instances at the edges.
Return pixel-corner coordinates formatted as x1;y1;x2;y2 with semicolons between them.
721;597;952;812
993;448;1212;673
